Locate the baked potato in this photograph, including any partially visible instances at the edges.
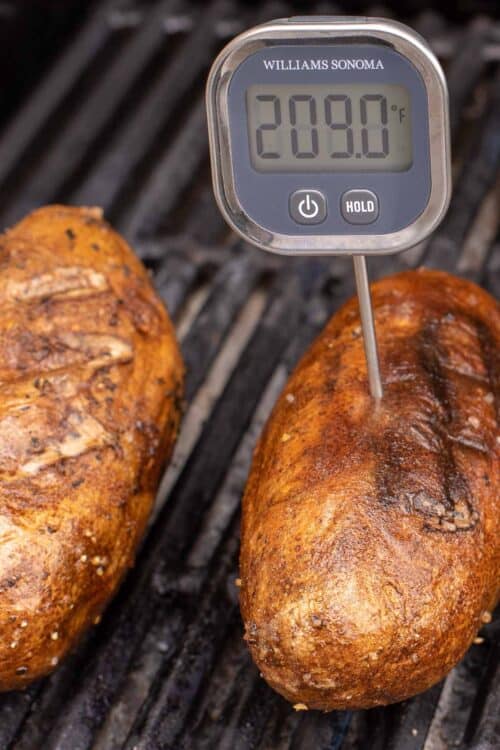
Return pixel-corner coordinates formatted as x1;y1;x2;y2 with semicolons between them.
240;268;499;710
0;205;184;691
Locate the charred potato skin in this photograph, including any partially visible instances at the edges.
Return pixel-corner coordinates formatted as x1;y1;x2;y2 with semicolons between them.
240;269;499;711
0;206;184;691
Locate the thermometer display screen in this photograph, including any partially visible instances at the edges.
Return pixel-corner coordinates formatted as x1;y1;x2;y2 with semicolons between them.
246;84;412;172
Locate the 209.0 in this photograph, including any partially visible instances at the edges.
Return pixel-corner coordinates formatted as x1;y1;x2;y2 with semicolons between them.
254;93;390;160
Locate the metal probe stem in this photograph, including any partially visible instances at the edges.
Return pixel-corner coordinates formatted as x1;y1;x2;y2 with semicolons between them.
353;255;383;400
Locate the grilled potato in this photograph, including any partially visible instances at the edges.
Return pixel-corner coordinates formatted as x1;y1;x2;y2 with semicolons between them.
0;206;184;691
240;269;499;710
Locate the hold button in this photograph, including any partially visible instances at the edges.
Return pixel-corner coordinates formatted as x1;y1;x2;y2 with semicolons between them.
341;189;379;224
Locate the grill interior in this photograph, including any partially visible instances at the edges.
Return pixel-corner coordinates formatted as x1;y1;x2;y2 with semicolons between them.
0;1;498;749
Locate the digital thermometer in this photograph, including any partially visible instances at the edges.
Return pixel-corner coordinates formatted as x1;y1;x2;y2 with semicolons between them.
206;17;451;398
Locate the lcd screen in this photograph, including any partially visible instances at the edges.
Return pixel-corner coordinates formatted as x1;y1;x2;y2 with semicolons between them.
246;83;412;172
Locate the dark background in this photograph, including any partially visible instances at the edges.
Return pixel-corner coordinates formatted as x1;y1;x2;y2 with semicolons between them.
2;0;500;128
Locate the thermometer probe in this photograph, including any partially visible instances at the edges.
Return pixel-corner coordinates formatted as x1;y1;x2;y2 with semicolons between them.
206;17;451;399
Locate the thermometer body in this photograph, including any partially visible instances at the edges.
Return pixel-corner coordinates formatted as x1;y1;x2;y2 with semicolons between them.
206;17;451;397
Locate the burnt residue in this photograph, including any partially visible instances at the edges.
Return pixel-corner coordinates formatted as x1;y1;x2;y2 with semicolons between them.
375;313;483;532
416;318;478;531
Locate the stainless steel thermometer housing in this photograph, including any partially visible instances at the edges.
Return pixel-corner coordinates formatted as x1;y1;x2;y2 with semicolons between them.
206;17;451;256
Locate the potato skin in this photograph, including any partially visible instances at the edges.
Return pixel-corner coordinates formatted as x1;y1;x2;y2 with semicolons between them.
0;206;184;691
240;269;499;711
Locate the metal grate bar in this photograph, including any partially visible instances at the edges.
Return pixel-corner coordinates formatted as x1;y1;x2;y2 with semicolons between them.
154;252;204;318
12;642;104;750
423;633;497;750
123;523;241;750
463;641;500;749
423;66;500;270
181;256;260;400
0;2;114;191
484;234;500;296
120;96;210;245
0;0;181;228
72;0;231;216
0;685;42;749
447;23;491;139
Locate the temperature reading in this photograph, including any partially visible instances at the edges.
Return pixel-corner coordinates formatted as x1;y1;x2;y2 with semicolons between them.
247;83;411;172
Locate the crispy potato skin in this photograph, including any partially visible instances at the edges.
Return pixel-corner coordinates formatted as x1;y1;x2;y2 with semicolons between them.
0;206;184;691
240;269;499;710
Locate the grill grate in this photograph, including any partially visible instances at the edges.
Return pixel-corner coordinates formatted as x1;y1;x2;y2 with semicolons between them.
0;2;498;749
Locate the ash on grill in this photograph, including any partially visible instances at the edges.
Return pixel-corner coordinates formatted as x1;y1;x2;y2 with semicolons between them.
0;2;498;750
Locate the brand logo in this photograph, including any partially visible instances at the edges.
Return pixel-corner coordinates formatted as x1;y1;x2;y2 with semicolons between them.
262;58;384;71
331;59;384;70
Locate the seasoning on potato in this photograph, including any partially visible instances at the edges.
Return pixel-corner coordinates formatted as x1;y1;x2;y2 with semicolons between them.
240;269;499;710
0;205;184;691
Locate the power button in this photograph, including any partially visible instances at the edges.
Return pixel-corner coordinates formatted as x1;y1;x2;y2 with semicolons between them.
289;190;327;225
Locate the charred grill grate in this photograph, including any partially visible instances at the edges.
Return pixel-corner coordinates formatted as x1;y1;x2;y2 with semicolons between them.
0;1;498;749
